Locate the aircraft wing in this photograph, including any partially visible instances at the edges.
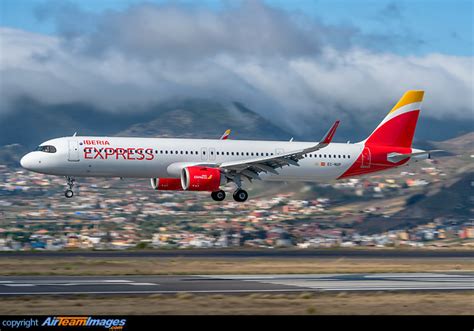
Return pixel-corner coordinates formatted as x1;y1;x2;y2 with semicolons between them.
219;121;340;183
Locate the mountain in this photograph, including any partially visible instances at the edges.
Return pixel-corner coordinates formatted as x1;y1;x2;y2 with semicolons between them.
435;132;474;155
355;171;474;235
117;99;294;140
0;98;156;149
1;97;473;149
0;98;294;150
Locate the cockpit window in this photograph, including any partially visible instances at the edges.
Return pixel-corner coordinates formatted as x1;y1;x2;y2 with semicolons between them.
36;145;57;153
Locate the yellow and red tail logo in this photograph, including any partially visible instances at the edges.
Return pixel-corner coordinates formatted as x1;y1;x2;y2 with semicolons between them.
365;90;424;148
220;129;231;140
339;90;423;179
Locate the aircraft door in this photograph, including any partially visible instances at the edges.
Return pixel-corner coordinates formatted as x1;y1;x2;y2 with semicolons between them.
275;148;284;155
361;147;371;168
68;140;80;162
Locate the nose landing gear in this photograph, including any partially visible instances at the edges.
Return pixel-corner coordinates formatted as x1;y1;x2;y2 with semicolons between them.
65;176;76;198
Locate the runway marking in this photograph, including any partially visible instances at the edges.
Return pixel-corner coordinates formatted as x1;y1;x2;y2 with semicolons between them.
197;273;474;292
0;273;472;295
364;273;472;278
0;289;319;295
0;280;159;287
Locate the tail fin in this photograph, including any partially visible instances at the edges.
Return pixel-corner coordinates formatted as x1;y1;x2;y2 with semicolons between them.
364;90;424;148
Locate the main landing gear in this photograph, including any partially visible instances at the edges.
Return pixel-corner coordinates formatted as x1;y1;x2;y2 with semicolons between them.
210;189;248;202
233;189;248;202
64;176;75;198
211;190;226;201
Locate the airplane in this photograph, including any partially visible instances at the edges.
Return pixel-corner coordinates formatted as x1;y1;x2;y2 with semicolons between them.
20;90;439;202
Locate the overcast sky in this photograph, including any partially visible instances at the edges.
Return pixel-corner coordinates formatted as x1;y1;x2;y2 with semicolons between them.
0;0;472;133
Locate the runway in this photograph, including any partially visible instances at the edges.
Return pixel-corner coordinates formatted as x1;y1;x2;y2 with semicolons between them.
0;273;472;295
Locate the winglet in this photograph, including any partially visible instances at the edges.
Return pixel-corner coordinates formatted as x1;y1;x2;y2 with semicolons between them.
301;120;340;154
321;120;340;144
220;129;231;140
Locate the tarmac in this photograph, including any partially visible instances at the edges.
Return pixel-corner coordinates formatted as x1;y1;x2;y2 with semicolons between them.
0;273;472;295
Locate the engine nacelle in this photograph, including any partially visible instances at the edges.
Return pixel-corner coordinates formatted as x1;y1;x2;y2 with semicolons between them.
150;178;183;191
181;166;224;191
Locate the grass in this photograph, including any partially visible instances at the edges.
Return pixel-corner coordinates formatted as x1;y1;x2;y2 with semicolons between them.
1;292;472;315
0;257;472;275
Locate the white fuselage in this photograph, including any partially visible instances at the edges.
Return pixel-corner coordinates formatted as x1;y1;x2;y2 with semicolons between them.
20;136;364;182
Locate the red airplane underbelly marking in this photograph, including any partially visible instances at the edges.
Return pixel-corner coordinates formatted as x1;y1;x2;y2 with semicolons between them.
338;145;411;179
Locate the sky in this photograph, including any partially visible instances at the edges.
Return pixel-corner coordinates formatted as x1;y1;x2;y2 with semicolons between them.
0;0;472;134
2;0;472;55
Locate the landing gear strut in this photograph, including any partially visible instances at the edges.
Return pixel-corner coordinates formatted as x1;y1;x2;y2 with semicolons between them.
65;176;75;198
211;190;226;201
233;189;248;202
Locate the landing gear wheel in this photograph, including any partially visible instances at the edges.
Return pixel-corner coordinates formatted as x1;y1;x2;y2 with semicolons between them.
233;189;248;202
64;176;76;198
211;190;226;201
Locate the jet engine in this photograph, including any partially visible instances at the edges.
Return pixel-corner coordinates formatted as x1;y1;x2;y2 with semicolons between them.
150;178;183;191
181;166;224;191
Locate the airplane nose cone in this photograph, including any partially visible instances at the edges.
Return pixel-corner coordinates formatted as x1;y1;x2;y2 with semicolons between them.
20;153;35;170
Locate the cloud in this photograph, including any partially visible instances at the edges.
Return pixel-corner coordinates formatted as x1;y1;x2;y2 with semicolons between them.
0;1;472;135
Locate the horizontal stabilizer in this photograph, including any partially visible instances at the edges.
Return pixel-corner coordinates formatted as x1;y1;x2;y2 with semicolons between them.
387;150;443;163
